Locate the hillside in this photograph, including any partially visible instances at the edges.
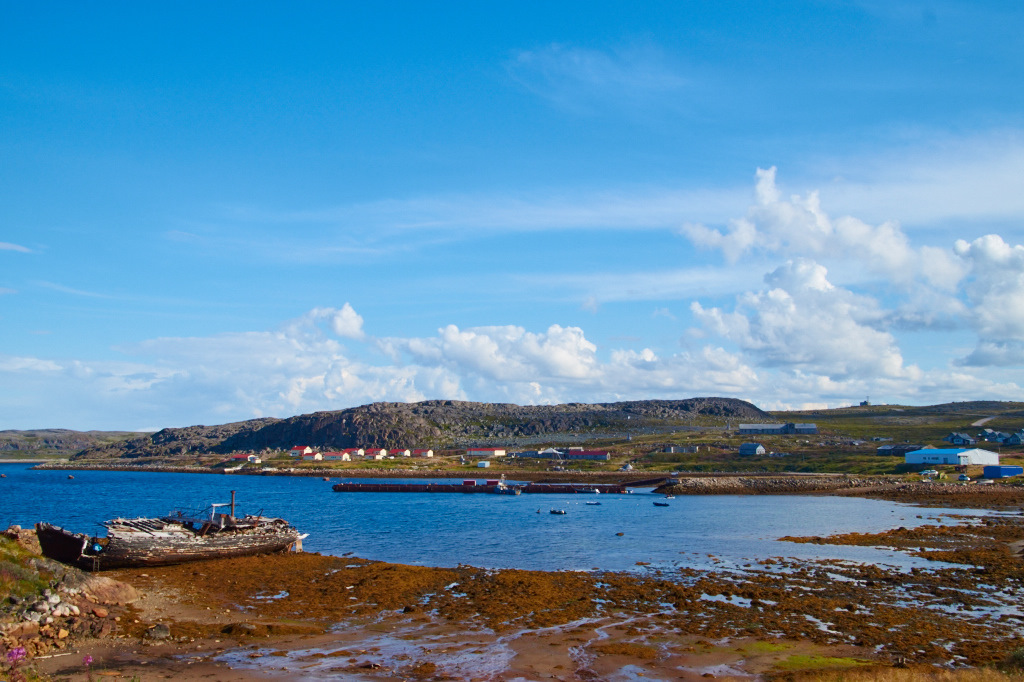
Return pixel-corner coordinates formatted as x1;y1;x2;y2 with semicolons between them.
70;398;770;461
0;429;141;459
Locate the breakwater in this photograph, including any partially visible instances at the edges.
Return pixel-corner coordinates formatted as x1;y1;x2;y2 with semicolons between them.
658;475;870;495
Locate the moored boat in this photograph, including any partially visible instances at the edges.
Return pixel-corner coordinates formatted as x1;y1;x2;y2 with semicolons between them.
35;491;304;571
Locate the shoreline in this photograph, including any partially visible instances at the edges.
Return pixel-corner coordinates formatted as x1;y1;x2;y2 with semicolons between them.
21;493;1024;681
24;461;1024;505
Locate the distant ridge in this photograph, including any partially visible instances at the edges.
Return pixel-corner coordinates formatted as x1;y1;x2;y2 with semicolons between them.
70;398;770;461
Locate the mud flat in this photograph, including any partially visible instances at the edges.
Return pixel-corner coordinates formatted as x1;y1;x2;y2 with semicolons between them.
23;491;1024;681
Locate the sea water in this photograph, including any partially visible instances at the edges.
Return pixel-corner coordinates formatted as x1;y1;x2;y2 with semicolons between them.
0;463;980;574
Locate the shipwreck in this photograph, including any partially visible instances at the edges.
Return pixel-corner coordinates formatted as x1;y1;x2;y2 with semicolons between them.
35;491;305;570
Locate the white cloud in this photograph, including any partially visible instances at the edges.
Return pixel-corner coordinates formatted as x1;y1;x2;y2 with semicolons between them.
681;166;966;288
691;259;913;380
2;295;1023;430
326;303;366;340
0;242;32;253
818;132;1024;228
953;234;1024;366
506;43;686;113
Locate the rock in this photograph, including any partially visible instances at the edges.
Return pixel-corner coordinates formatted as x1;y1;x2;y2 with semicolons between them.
57;628;69;639
81;576;139;605
91;606;109;618
146;623;171;640
7;622;40;638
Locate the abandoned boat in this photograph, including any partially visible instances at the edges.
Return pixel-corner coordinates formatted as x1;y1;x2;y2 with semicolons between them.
35;491;305;571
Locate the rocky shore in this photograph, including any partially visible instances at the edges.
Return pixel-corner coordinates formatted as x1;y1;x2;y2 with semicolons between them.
0;527;137;663
657;474;871;494
6;479;1024;680
12;503;1024;681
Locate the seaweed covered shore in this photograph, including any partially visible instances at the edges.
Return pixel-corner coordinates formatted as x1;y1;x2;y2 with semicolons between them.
9;497;1022;681
4;479;1024;680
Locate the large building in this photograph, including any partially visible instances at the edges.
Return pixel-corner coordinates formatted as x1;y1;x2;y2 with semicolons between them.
738;423;818;435
905;448;999;466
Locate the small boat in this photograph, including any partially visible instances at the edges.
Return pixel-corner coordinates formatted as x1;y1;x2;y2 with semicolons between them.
653;501;670;507
67;475;74;479
664;495;675;500
550;509;567;515
585;501;602;506
36;491;304;571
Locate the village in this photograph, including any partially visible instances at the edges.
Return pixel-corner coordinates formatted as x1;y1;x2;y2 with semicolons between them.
240;420;1024;483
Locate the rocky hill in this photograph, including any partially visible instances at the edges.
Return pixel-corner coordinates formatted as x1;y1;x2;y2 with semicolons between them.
71;398;770;461
0;429;141;459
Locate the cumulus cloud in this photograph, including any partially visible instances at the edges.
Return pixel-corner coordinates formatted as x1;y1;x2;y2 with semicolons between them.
677;166;1024;399
680;167;966;288
953;234;1024;365
690;259;913;380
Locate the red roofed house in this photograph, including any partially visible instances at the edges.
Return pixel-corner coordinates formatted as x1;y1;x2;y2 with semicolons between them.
322;452;351;461
290;446;314;457
466;447;506;458
412;449;434;458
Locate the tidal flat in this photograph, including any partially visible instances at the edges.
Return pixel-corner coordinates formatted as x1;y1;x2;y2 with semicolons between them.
32;491;1024;681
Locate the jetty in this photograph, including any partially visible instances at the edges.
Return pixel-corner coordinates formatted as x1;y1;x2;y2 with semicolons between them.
331;478;631;494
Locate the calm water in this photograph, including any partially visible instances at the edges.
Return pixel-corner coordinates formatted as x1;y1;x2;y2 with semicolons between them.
0;464;979;574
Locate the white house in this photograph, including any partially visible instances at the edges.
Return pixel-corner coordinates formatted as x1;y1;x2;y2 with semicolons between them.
323;451;351;461
368;449;387;460
739;443;766;456
467;448;506;458
290;446;314;457
412;449;434;458
342;448;365;458
391;448;412;457
905;448;999;466
301;452;323;461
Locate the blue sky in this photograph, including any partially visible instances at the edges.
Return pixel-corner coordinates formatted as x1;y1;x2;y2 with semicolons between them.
2;1;1024;430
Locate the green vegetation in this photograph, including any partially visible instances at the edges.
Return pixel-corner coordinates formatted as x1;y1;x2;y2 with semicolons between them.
773;654;872;671
0;537;48;601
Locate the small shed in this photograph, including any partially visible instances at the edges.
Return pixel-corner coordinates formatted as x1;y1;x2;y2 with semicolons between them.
477;460;491;468
739;443;766;456
983;465;1024;479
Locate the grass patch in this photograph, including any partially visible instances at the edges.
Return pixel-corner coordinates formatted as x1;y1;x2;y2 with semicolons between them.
0;537;48;599
773;654;872;671
742;640;795;654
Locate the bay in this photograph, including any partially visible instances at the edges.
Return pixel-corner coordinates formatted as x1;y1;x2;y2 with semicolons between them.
0;463;977;574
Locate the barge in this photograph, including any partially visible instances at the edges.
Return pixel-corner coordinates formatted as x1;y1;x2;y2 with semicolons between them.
331;478;631;494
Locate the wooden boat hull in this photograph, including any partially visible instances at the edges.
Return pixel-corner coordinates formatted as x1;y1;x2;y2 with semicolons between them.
36;519;301;571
